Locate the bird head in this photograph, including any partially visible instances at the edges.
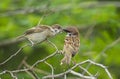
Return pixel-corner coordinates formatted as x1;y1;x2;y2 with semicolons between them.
51;24;63;35
63;27;79;36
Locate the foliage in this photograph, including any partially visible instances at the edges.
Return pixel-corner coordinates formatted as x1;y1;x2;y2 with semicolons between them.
0;0;120;79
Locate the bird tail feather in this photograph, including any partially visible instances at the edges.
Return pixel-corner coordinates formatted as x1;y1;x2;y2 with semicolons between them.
61;52;72;65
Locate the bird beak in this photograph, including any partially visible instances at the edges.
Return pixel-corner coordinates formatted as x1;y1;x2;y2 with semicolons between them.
63;29;70;33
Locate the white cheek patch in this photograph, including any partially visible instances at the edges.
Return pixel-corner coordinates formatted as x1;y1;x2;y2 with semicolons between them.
56;29;60;33
50;28;61;35
54;29;60;33
50;27;55;32
66;33;70;37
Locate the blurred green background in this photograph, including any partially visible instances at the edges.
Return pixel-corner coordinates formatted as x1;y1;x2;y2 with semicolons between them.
0;0;120;79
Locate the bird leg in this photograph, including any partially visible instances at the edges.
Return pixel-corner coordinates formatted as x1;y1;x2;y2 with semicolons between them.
71;60;76;65
28;39;35;47
61;52;72;65
58;50;64;54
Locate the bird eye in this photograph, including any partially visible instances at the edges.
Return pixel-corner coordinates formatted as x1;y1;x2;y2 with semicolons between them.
55;29;58;32
69;33;72;36
55;30;57;32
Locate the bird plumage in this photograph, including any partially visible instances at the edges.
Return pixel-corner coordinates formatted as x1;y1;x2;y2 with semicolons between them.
18;24;62;46
61;27;80;65
24;25;50;35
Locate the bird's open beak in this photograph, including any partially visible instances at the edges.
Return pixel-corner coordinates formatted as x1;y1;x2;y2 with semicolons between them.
63;29;70;33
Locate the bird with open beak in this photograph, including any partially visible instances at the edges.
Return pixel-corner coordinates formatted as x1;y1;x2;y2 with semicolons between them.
61;27;80;65
19;24;62;46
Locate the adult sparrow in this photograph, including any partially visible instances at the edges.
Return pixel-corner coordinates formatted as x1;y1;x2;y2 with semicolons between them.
61;27;80;65
19;24;62;46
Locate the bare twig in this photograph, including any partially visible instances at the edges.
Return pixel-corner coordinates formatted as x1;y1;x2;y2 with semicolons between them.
78;65;93;76
70;70;96;79
37;13;51;26
23;61;49;75
86;60;112;79
0;40;58;78
0;70;18;78
9;71;18;79
44;61;54;79
31;51;58;68
24;67;39;79
0;52;58;75
25;70;37;79
47;40;58;51
17;56;28;69
43;60;99;79
0;51;57;76
64;73;67;79
0;53;112;79
31;40;59;68
0;44;30;66
43;59;112;79
37;15;45;26
82;37;120;77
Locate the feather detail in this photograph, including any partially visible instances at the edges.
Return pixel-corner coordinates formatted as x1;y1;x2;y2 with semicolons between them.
61;27;80;65
25;25;51;35
61;52;72;65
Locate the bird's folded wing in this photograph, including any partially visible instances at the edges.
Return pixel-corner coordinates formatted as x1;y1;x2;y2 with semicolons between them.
25;25;50;35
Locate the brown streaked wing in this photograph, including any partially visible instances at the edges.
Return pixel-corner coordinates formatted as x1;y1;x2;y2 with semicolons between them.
71;37;80;57
25;25;50;35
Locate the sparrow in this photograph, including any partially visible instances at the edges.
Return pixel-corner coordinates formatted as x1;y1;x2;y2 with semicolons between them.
19;24;62;46
61;27;80;65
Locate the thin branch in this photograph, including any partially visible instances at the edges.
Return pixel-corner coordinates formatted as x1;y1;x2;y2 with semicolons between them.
70;70;96;79
24;67;39;79
0;70;18;79
78;65;93;76
36;3;52;26
0;51;58;75
82;37;120;76
0;56;112;79
64;73;67;79
23;61;49;75
25;69;37;79
0;44;30;66
47;40;58;51
43;60;95;79
44;61;54;79
31;51;58;68
86;60;112;79
31;40;59;68
43;59;111;79
17;56;28;69
9;71;18;79
0;40;58;78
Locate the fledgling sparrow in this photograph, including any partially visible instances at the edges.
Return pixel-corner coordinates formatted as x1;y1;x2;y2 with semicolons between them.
19;24;62;46
61;27;80;65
